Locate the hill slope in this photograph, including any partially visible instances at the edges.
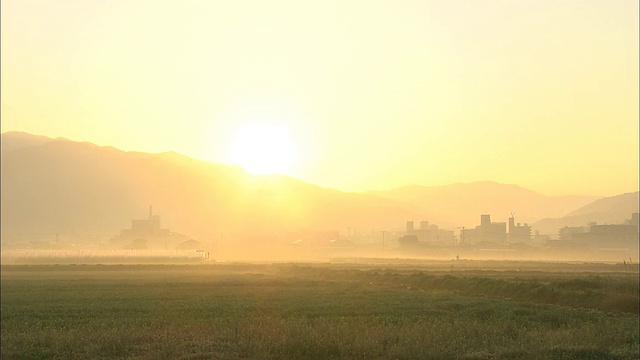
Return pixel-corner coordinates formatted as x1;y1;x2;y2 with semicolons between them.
5;132;628;246
1;132;424;244
369;182;598;228
1;131;55;154
532;192;639;235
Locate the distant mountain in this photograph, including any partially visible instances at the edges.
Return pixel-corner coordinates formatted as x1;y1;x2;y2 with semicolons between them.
532;192;639;235
1;132;424;244
1;131;55;154
4;132;624;247
368;181;598;229
563;192;639;218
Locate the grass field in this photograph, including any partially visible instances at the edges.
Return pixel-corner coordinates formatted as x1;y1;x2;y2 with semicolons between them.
1;260;638;359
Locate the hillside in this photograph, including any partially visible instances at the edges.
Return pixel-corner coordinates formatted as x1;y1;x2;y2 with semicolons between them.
369;182;598;228
1;131;54;154
532;192;639;235
5;132;632;247
1;132;424;244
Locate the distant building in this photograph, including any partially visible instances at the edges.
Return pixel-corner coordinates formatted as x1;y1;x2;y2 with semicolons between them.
400;220;454;246
508;215;531;243
406;221;414;232
398;234;419;246
532;230;550;245
120;206;170;238
559;213;639;249
420;221;429;230
559;226;589;241
110;206;189;250
461;214;507;245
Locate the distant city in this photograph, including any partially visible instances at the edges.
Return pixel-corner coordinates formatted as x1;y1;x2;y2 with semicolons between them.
399;213;639;252
88;208;640;261
1;132;638;262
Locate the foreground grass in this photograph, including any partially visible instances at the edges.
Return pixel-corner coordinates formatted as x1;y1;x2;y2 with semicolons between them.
1;263;638;359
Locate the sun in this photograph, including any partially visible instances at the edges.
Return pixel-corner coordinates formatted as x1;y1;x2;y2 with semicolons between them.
229;124;297;175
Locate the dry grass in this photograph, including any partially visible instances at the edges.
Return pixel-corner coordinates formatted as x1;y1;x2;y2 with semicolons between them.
1;262;638;359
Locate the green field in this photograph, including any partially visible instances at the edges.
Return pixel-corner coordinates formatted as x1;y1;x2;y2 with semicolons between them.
1;261;638;359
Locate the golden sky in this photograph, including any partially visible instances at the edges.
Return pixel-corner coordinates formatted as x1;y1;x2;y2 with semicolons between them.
2;0;638;196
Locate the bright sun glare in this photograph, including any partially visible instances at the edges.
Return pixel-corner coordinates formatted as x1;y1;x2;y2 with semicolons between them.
230;124;297;175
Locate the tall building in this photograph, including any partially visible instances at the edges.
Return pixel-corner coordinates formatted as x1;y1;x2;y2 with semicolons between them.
121;206;169;238
420;221;429;230
401;220;454;246
461;214;507;245
559;213;639;249
508;215;531;242
406;221;414;232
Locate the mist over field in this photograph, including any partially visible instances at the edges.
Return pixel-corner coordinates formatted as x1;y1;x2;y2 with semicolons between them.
4;135;636;360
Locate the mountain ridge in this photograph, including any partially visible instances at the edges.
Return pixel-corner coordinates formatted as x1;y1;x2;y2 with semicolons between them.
368;181;599;228
532;192;639;234
1;132;428;243
2;131;635;244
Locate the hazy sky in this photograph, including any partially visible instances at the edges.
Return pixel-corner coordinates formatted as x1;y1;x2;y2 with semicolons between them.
2;0;638;196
